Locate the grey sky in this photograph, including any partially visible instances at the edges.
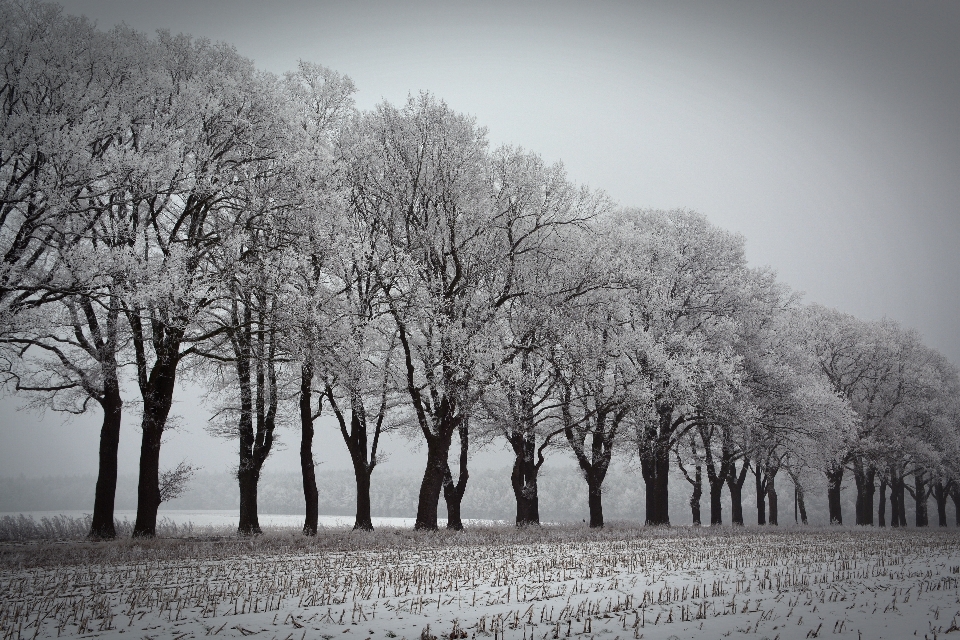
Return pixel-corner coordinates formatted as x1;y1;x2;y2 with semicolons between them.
2;0;958;479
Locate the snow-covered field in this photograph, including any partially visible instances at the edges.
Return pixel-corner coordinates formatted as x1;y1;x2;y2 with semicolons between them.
2;527;958;640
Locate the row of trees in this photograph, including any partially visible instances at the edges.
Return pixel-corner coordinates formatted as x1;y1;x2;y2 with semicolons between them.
3;1;959;537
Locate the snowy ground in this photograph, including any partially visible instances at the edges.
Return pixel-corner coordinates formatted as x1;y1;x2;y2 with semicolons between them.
2;526;959;640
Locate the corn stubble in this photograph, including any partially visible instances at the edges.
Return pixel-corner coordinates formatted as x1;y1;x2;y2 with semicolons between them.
2;524;959;640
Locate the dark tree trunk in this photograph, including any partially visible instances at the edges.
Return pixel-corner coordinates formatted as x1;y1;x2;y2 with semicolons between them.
795;480;807;524
698;427;730;527
709;477;723;525
237;371;260;534
788;471;808;525
561;387;618;530
675;436;702;526
415;425;454;530
890;471;907;527
825;464;844;525
89;382;122;539
587;472;604;528
754;463;767;525
394;311;463;532
913;474;929;527
898;481;907;526
354;468;373;531
852;461;876;526
689;463;702;526
726;460;748;525
863;469;875;526
951;486;960;526
328;387;383;532
641;452;670;525
238;465;261;534
132;354;178;538
299;362;319;536
510;432;542;526
640;408;672;526
133;414;165;537
442;422;469;531
934;481;949;527
890;475;901;528
878;476;887;528
767;471;778;526
235;306;278;537
348;403;374;532
235;306;260;536
582;445;609;530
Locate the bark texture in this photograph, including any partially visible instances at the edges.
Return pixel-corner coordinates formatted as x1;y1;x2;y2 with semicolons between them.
442;423;469;531
299;363;319;536
726;459;749;526
826;464;844;525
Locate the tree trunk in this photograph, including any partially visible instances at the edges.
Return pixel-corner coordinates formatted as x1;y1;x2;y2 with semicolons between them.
709;477;723;525
726;460;748;525
236;318;260;536
587;472;604;528
641;454;670;525
415;427;454;530
640;410;671;526
89;382;122;539
951;486;960;526
510;432;541;526
234;309;278;537
347;400;375;532
785;468;807;525
354;467;374;531
328;375;388;533
863;468;875;526
689;463;702;526
237;465;261;535
132;358;178;538
299;363;319;536
890;474;901;528
442;423;469;531
133;417;164;537
852;461;876;526
914;474;929;527
754;464;767;525
890;471;907;527
878;476;887;528
898;481;907;526
767;473;778;526
934;481;948;527
563;394;616;530
825;464;844;525
699;427;729;526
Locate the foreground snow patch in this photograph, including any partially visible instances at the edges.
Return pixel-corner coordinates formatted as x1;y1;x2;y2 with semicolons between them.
2;529;959;640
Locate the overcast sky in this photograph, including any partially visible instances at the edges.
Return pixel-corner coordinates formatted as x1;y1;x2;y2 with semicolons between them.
2;0;959;480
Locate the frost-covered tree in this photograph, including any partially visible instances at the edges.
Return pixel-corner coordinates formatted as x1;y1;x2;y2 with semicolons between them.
340;95;595;530
550;286;643;529
732;293;854;527
0;5;167;538
797;306;955;526
603;209;746;526
474;149;603;526
113;33;289;537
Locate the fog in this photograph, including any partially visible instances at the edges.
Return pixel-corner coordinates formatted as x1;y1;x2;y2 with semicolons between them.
2;0;959;482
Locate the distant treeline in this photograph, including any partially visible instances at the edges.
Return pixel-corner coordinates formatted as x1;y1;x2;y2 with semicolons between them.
0;465;876;527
